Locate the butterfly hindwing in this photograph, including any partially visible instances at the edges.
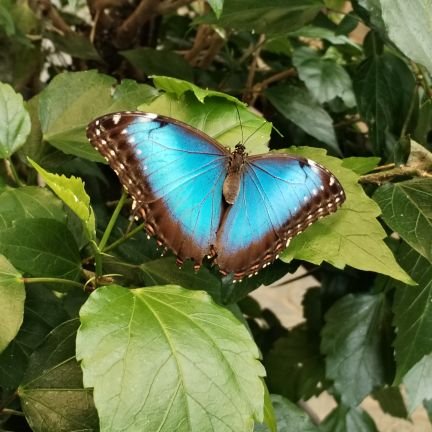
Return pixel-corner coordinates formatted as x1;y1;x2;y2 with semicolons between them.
87;112;229;264
216;155;345;279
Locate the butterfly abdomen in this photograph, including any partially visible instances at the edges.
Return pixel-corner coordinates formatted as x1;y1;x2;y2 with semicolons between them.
223;148;246;205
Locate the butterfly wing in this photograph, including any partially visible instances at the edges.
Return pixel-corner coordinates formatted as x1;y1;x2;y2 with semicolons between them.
215;154;345;280
87;112;229;265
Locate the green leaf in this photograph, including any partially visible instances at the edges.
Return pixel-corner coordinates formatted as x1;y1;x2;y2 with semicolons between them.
29;160;95;240
353;51;416;158
289;25;360;48
321;293;387;405
0;218;81;280
336;13;361;35
293;47;356;107
122;48;193;81
152;75;244;105
140;92;271;154
19;320;99;432
206;0;224;18
255;394;319;432
140;257;222;303
46;31;102;61
109;79;159;112
0;255;25;353
200;0;323;35
0;81;31;158
266;85;339;154
280;147;413;284
413;99;432;146
39;71;156;161
342;156;380;175
265;326;326;401
0;284;69;389
0;186;65;230
374;179;432;263
372;386;408;419
381;0;432;76
77;285;265;431
354;0;386;35
393;243;432;382
0;4;15;36
19;94;46;163
261;385;277;432
320;404;378;432
403;354;432;414
424;398;432;422
39;71;115;162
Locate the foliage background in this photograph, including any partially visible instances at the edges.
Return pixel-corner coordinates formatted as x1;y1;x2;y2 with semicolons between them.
1;0;432;431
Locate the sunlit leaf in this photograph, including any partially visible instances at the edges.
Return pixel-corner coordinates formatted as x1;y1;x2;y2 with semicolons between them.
29;160;95;239
0;82;31;158
77;285;265;431
0;255;25;353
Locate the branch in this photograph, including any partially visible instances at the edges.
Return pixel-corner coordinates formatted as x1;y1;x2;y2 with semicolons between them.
115;0;160;48
184;25;214;65
37;0;71;34
245;68;297;104
359;166;432;184
158;0;194;14
243;34;266;104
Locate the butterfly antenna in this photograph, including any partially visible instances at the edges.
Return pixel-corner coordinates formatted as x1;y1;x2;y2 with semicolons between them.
235;105;245;144
243;117;269;146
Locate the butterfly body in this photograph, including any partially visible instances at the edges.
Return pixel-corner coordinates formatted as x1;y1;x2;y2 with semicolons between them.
87;112;345;281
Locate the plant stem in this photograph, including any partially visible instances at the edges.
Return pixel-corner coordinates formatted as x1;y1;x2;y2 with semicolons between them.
400;83;418;140
5;158;24;186
99;191;128;252
103;222;146;254
1;408;25;416
23;277;83;289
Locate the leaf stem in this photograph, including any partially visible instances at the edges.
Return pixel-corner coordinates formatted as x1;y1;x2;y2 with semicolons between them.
22;277;83;289
400;83;419;140
1;408;25;416
103;222;146;254
99;190;128;252
5;158;24;186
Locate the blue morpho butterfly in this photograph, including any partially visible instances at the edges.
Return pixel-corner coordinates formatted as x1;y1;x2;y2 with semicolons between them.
87;111;345;281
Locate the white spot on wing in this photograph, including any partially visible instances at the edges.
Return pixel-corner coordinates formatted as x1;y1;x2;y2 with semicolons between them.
113;114;121;124
329;176;335;186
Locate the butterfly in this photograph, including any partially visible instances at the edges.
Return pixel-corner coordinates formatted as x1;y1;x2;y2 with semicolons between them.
87;111;345;281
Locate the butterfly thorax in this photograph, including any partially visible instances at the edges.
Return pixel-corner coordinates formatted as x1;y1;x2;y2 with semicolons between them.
223;144;247;205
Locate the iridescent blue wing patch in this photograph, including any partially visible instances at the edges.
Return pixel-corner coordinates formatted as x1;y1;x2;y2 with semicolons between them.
87;112;229;265
215;155;345;279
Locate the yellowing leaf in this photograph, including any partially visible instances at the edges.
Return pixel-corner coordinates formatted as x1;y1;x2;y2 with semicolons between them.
29;159;95;239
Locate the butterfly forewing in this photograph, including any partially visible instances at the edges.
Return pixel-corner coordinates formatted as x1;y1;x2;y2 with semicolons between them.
87;112;229;264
